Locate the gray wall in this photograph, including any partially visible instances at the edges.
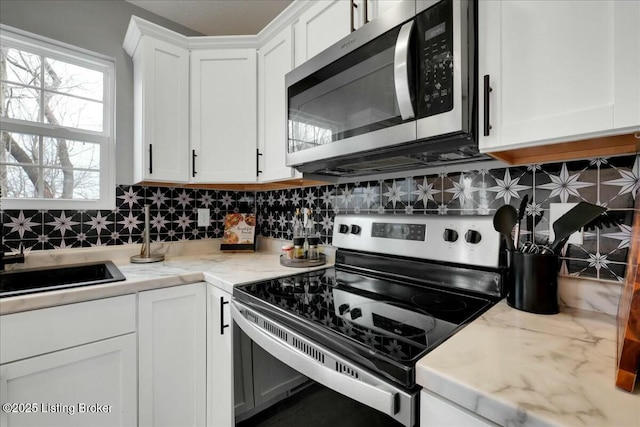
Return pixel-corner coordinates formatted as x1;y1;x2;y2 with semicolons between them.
0;0;202;185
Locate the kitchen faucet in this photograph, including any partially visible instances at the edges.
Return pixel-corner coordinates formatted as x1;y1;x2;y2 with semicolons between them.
0;243;25;271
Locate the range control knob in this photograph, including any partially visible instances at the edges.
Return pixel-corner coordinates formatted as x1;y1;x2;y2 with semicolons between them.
350;308;362;320
443;228;459;242
465;230;482;244
339;224;349;234
350;225;361;235
338;303;350;315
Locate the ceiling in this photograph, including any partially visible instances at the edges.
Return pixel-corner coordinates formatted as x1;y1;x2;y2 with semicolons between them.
125;0;294;36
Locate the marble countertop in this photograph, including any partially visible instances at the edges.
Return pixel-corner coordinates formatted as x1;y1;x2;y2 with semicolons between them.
0;241;332;314
416;300;639;427
2;240;637;427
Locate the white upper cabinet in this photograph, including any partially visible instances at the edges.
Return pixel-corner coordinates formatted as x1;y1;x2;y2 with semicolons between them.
190;48;257;183
258;26;298;182
126;29;190;183
294;0;352;66
479;0;640;153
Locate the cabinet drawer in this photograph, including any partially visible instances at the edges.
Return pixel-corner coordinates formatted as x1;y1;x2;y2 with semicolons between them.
1;295;136;364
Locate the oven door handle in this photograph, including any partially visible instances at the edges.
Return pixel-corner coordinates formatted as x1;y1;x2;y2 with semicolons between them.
231;301;410;424
394;19;415;120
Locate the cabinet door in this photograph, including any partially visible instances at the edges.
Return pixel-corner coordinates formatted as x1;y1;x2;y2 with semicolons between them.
133;36;189;183
294;0;351;66
258;26;299;182
367;0;408;23
479;0;640;152
138;283;206;427
190;49;257;183
251;341;307;407
420;389;497;427
233;324;255;417
207;285;234;427
0;334;136;427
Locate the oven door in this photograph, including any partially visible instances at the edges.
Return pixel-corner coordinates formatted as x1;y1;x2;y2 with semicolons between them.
231;300;418;427
285;1;417;169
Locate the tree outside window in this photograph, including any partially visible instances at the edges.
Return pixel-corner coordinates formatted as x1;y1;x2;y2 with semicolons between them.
0;26;115;209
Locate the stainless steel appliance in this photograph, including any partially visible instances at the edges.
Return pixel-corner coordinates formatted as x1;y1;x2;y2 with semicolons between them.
231;214;505;426
286;0;482;177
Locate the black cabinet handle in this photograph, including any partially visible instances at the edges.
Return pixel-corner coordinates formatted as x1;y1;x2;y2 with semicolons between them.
256;149;263;177
364;0;369;24
220;297;229;335
192;149;197;178
350;0;357;32
483;74;493;136
149;144;153;174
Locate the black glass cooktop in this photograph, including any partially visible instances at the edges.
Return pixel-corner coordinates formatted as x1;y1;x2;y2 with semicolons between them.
234;265;493;388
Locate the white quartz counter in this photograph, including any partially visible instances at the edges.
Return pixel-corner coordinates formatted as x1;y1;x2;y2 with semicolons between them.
416;300;639;427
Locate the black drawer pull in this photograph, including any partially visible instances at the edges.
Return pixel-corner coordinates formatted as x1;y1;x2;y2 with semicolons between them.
220;297;229;335
483;74;493;136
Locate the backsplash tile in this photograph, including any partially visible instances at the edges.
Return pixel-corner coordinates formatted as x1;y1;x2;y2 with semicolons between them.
254;154;638;283
1;154;637;283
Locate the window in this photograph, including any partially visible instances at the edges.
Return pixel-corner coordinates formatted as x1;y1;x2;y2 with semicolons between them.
0;25;115;209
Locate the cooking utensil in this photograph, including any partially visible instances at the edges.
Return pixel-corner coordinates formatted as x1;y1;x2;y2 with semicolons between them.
583;211;621;231
550;202;606;254
493;205;518;251
514;194;529;249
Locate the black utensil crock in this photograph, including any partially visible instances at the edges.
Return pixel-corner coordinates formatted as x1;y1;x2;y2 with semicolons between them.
507;251;559;314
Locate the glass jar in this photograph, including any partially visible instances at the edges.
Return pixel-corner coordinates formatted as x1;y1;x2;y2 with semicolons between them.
281;244;293;259
292;237;306;259
307;236;320;260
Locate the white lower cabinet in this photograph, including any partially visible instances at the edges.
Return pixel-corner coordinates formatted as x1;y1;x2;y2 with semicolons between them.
138;283;207;427
420;389;497;427
0;295;137;427
207;284;234;427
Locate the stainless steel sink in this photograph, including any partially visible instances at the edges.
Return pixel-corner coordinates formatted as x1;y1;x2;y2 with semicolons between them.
0;261;126;298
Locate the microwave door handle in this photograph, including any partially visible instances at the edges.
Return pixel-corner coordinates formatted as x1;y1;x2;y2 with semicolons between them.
394;20;415;120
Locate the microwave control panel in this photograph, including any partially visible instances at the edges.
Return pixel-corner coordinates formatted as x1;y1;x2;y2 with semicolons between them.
417;0;454;118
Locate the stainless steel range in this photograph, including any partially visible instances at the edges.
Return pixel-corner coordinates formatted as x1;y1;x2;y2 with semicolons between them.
231;215;505;426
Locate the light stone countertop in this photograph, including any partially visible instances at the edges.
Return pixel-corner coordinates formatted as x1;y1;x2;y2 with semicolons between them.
0;239;333;314
2;239;637;427
416;300;640;427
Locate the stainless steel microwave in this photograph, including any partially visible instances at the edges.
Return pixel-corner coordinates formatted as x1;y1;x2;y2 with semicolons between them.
285;0;483;177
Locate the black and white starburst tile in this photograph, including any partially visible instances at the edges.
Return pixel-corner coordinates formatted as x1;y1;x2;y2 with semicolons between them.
145;186;172;210
382;178;411;212
442;171;480;213
599;154;639;209
218;191;237;212
353;180;381;212
83;210;115;238
411;175;440;211
317;186;334;210
535;160;596;208
301;187;319;209
3;210;40;240
287;188;303;208
194;189;216;209
43;210;81;239
173;211;196;236
486;166;531;209
116;185;145;211
598;209;634;263
335;183;357;213
173;187;195;213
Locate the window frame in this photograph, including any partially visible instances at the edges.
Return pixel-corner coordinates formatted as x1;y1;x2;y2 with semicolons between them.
0;24;116;210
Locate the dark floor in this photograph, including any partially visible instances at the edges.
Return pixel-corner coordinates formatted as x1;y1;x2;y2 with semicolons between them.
236;383;404;427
